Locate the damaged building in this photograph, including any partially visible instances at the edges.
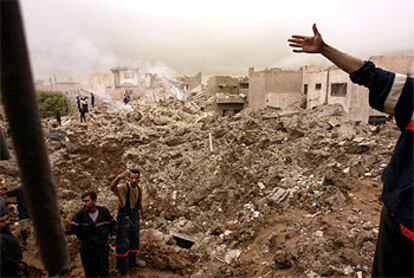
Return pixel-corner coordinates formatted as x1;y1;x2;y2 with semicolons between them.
35;76;82;97
206;75;248;116
176;72;202;92
248;67;303;110
303;55;413;124
110;66;145;99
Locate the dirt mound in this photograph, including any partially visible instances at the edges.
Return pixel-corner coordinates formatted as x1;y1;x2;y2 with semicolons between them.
1;100;398;277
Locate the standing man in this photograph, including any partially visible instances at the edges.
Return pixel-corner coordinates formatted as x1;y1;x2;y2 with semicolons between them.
110;168;145;276
64;99;69;114
83;97;89;113
79;97;87;123
91;93;95;108
288;24;413;277
66;191;115;277
76;96;81;112
56;111;62;126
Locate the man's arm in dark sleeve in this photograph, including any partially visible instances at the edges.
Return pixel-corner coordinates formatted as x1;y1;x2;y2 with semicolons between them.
65;210;81;236
103;207;116;236
350;62;413;128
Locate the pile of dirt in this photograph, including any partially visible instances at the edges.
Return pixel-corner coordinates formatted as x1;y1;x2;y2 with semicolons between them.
0;99;399;277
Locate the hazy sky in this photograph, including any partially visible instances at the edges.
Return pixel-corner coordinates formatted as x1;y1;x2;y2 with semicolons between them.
20;0;414;83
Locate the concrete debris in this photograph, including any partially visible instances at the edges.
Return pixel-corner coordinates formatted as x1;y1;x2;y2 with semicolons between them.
170;232;196;249
267;187;290;206
224;249;241;265
0;101;398;277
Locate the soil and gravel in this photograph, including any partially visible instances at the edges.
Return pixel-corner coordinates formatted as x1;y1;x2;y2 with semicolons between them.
0;98;400;277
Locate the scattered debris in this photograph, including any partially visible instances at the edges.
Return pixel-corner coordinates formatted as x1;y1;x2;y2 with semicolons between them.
1;101;398;277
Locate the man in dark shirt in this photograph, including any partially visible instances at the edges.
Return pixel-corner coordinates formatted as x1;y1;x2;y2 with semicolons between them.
66;191;115;277
288;24;413;277
91;93;95;107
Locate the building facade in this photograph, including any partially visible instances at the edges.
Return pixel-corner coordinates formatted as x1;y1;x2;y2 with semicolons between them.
176;72;202;92
206;75;249;115
248;67;303;110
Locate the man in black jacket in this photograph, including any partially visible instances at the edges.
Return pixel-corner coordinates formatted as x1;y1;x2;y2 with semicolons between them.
66;191;115;277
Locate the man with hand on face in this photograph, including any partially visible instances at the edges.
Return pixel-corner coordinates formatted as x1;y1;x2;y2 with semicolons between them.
110;168;145;277
66;191;115;277
288;24;413;277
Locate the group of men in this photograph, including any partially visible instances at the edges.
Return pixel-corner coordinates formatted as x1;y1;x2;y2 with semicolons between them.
1;168;145;277
65;168;145;277
76;93;95;123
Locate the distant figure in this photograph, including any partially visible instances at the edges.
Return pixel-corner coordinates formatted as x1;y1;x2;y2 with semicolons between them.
79;97;88;123
66;191;115;278
56;111;62;126
91;93;95;107
123;94;131;105
82;97;89;113
64;99;69;114
76;96;81;112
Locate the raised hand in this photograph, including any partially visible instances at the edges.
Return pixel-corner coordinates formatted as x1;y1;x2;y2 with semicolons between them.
288;24;325;53
119;169;131;178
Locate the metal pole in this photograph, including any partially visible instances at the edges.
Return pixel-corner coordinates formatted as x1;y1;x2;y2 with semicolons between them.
1;1;69;275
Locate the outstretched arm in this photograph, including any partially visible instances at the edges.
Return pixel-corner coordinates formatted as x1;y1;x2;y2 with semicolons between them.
288;24;364;74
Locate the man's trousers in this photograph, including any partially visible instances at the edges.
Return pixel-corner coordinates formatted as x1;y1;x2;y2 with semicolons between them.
80;243;109;277
115;209;140;275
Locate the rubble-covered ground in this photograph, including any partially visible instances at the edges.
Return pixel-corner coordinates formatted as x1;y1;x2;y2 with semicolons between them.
0;99;400;277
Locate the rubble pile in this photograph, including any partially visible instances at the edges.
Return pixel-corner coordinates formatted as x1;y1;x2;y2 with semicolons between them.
0;100;400;277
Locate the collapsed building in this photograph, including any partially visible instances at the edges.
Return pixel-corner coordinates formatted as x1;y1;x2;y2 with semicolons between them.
176;72;202;92
110;66;147;99
89;67;192;102
206;76;249;116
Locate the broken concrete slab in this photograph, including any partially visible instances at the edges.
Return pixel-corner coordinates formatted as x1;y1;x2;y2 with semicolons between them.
267;187;290;206
170;231;196;249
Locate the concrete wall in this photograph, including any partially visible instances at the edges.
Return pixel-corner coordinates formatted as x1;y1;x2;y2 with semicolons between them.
90;73;113;94
301;58;413;123
177;72;202;91
248;68;302;110
207;76;239;95
35;79;82;97
302;65;329;108
111;68;140;87
266;92;302;109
